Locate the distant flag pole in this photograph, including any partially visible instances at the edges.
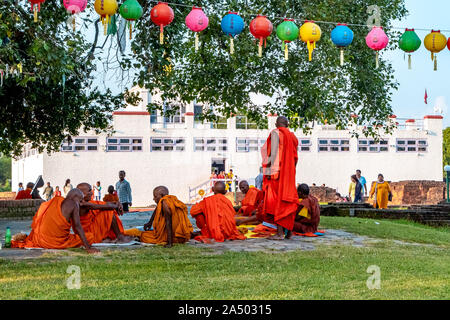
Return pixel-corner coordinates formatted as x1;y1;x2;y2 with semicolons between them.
424;89;428;105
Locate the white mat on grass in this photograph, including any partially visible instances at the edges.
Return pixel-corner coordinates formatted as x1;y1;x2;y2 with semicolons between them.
92;241;141;247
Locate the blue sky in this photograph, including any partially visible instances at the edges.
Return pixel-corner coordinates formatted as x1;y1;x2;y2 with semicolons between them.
387;0;450;127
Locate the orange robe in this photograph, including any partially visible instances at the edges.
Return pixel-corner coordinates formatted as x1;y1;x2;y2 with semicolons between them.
103;194;119;202
294;195;321;234
79;200;124;243
25;197;94;249
15;189;32;200
125;195;193;244
191;193;246;242
238;188;264;216
261;127;299;231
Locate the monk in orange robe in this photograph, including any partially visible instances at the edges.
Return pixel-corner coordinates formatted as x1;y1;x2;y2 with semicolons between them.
103;185;119;202
15;182;33;200
294;184;321;235
261;116;299;240
125;186;193;247
77;183;132;244
24;189;99;253
236;180;264;216
191;181;246;243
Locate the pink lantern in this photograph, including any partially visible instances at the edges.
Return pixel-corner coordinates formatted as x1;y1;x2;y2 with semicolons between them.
63;0;87;31
185;6;209;51
365;26;389;69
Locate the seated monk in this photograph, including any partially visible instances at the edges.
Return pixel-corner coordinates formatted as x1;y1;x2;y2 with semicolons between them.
103;185;119;203
294;184;320;234
236;180;263;216
124;186;193;247
15;182;34;200
77;183;133;244
24;189;99;253
191;181;246;243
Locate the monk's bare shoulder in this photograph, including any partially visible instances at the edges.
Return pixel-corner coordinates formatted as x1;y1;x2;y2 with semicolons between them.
61;198;78;222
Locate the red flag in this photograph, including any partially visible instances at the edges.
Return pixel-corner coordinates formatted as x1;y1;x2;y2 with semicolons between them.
424;89;428;104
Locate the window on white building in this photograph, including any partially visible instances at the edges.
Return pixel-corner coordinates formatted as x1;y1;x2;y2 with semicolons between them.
236;138;266;152
195;138;228;152
396;139;428;152
61;137;98;152
358;139;389;152
317;139;350;152
107;137;143;152
150;137;185;151
298;138;312;152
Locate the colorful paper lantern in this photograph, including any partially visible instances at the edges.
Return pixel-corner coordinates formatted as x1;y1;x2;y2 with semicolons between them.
94;0;118;35
221;12;245;54
299;21;321;61
398;28;421;69
424;30;447;71
150;2;174;45
63;0;88;31
276;19;299;61
119;0;143;39
185;7;209;51
28;0;45;22
331;23;354;66
365;26;389;69
249;15;273;57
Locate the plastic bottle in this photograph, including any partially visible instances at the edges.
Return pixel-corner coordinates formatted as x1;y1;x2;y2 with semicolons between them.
5;227;11;248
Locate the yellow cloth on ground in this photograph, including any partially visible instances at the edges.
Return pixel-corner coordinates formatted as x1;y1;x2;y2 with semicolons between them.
124;195;193;245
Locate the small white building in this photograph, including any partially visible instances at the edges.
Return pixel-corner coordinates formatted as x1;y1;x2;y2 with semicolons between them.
12;87;444;206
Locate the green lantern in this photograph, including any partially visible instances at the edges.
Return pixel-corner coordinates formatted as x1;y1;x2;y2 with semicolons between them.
119;0;143;39
276;18;299;60
399;28;422;69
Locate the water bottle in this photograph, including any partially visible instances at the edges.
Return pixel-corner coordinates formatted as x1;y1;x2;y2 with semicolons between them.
5;227;11;248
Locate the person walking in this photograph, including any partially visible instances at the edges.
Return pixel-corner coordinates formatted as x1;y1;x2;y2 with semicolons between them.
349;175;362;203
18;182;24;192
93;181;102;201
255;167;263;190
356;169;368;197
369;174;392;209
116;170;132;213
54;186;62;197
43;182;54;201
63;179;73;197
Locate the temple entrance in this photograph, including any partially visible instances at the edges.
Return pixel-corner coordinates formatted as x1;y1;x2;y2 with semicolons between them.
211;158;225;174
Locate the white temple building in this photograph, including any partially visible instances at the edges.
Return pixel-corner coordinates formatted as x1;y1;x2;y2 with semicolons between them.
12;87;444;206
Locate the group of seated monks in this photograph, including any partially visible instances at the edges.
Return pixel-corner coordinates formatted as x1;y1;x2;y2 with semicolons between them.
21;179;320;253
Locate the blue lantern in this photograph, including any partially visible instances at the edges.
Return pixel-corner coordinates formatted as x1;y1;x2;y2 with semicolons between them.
221;11;245;54
331;23;354;66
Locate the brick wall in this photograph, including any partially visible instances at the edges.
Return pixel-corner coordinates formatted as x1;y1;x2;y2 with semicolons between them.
369;180;445;205
310;187;337;203
0;192;16;200
0;200;44;219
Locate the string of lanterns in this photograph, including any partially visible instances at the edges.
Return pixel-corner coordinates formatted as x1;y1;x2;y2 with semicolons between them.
19;0;450;71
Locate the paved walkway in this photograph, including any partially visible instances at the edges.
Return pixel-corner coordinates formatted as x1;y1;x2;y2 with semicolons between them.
0;211;383;260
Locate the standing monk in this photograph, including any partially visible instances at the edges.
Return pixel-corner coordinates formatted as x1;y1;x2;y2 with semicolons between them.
262;116;299;240
25;189;99;253
125;186;193;247
236;180;263;216
191;181;246;243
77;183;133;243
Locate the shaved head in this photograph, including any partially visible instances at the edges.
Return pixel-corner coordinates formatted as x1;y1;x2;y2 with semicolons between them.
213;181;227;195
66;188;84;201
153;186;169;205
76;183;92;201
238;180;249;194
275;116;289;128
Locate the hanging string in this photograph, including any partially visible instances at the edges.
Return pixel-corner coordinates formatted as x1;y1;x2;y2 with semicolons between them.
147;0;450;32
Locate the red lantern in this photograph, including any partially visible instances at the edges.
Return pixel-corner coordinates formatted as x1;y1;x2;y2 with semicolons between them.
28;0;45;22
249;15;273;57
150;2;174;45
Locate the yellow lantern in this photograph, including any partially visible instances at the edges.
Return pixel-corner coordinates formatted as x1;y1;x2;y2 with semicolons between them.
300;20;321;61
424;30;447;71
94;0;118;35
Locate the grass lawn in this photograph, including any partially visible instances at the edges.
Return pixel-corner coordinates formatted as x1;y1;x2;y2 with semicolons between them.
0;217;448;300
